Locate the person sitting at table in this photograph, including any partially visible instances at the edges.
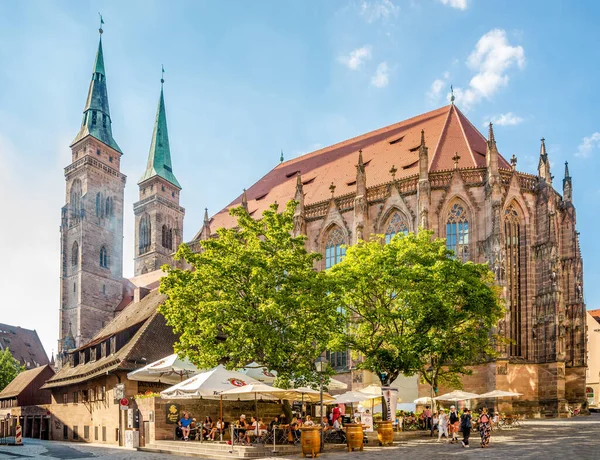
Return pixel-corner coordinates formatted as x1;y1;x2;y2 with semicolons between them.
269;416;279;430
202;416;213;440
279;413;288;425
303;415;315;426
178;412;193;441
209;418;224;441
322;416;330;431
333;416;342;430
235;414;248;443
245;416;259;444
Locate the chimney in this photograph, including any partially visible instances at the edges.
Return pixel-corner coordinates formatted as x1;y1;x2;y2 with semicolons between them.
134;286;151;303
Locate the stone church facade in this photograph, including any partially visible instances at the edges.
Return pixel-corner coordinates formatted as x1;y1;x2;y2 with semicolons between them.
196;104;586;417
56;28;585;417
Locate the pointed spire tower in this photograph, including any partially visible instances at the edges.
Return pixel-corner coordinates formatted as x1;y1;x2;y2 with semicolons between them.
293;172;306;236
417;130;431;229
59;22;126;363
134;69;185;276
353;150;368;242
563;161;572;203
538;138;552;184
71;26;121;153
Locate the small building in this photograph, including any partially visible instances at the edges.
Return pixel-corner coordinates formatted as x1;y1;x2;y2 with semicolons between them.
0;364;54;409
0;323;50;370
586;310;600;409
42;288;177;445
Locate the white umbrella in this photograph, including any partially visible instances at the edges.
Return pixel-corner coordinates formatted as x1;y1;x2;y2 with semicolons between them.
160;365;262;400
220;382;288;398
127;353;199;384
359;385;382;397
239;363;347;390
478;390;522;414
280;387;335;403
414;397;434;405
239;362;278;383
433;390;480;401
478;390;522;398
333;391;375;404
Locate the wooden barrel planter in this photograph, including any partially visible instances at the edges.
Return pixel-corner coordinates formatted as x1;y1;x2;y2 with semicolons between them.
300;426;321;458
345;424;364;452
377;420;393;446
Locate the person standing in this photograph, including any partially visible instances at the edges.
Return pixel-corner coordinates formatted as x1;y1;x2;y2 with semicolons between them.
448;406;460;443
332;406;341;424
478;407;491;448
437;410;448;442
423;405;433;433
460;408;472;448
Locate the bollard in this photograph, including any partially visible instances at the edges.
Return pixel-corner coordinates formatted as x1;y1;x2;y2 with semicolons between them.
15;421;22;445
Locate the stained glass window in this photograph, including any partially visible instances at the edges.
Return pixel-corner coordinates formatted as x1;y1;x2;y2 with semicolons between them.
385;211;409;243
325;227;346;269
446;203;469;262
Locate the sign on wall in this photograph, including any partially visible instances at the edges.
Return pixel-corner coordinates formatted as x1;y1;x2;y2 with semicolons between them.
166;403;180;424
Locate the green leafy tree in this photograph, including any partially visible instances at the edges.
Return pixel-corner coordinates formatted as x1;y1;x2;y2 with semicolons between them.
0;348;24;391
329;231;504;415
159;201;341;387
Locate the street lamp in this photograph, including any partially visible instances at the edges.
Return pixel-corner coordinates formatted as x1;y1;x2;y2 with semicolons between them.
314;356;327;453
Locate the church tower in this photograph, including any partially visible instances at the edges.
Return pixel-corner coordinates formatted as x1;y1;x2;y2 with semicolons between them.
58;26;126;360
134;74;184;275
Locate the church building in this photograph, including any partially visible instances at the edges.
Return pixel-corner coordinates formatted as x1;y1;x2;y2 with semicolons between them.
47;22;586;433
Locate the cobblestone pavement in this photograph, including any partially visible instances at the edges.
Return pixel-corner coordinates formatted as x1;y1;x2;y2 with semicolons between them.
1;414;599;459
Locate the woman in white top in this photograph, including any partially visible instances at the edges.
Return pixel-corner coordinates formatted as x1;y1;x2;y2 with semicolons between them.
210;418;224;441
303;415;315;426
437;410;449;442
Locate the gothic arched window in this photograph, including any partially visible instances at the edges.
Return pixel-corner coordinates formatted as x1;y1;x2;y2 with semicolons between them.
70;179;82;223
99;246;108;268
325;227;346;269
446;202;469;262
384;211;409;244
504;204;523;357
71;241;79;268
139;214;151;255
162;224;173;250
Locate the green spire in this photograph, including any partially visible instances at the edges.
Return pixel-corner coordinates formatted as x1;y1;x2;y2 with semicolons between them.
138;76;181;188
71;29;122;153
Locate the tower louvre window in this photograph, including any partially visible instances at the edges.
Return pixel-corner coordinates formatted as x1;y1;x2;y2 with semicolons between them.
70;180;82;223
95;193;102;217
72;241;79;267
162;224;173;250
102;114;107;128
91;111;97;127
139;214;151;255
99;246;109;269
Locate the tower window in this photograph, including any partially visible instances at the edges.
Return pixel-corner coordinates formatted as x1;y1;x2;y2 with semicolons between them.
139;214;151;255
71;241;79;267
102;114;107;128
96;149;100;156
102;284;106;295
91;111;97;127
73;282;76;293
70;179;82;223
99;246;109;269
162;224;173;250
96;192;102;217
109;156;113;163
172;192;175;198
161;185;165;192
105;197;112;217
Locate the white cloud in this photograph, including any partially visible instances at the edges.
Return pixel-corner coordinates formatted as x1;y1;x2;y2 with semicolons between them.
360;0;400;23
575;132;600;158
371;62;390;88
427;71;450;102
485;112;524;126
439;0;468;9
339;46;372;70
452;29;525;109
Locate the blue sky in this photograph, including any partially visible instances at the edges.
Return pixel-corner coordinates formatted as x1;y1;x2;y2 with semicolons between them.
1;0;599;357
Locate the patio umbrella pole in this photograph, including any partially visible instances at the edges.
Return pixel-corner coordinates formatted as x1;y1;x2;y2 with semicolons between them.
220;395;223;442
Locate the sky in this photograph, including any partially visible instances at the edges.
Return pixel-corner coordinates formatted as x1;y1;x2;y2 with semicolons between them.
0;0;599;359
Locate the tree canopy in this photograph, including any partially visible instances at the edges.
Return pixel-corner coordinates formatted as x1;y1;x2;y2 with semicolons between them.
328;230;504;394
0;348;23;391
159;201;342;387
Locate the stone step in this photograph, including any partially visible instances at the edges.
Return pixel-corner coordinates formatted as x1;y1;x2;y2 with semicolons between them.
141;441;300;459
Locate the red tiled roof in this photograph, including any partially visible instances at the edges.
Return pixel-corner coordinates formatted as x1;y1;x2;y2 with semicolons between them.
0;323;49;369
201;105;510;234
588;309;600;324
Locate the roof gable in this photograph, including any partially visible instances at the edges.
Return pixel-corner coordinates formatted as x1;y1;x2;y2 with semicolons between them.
0;323;49;369
201;105;510;234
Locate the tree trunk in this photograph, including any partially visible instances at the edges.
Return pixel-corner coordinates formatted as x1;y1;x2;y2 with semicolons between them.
282;400;293;422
